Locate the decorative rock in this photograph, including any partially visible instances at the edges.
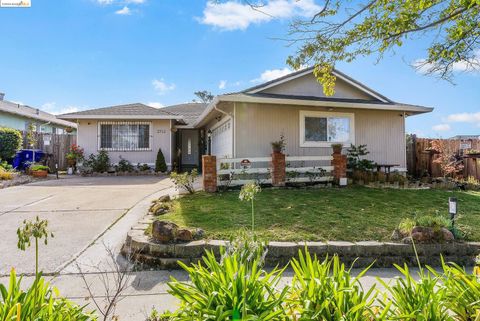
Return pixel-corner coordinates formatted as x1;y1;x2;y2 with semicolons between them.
176;229;193;242
391;229;403;241
192;228;206;240
158;195;171;203
441;228;454;242
152;220;178;243
411;226;435;243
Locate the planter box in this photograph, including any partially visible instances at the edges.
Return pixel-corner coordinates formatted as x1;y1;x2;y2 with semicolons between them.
31;170;48;178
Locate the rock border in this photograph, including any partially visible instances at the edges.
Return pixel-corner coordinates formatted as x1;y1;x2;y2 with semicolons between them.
122;226;480;270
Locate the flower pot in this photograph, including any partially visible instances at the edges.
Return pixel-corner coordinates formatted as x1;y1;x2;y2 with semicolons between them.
31;170;48;178
67;159;76;167
272;146;282;153
332;145;343;154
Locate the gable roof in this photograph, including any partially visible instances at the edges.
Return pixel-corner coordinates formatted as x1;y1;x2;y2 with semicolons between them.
161;103;207;126
59;103;183;120
0;99;77;128
242;66;392;103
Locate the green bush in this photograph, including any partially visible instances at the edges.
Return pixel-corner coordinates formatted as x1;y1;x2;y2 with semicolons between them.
170;169;197;194
0;160;13;172
0;127;22;161
155;148;167;173
398;213;451;234
84;150;110;173
0;269;96;321
115;157;134;172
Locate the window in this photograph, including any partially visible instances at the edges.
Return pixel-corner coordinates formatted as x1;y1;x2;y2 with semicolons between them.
98;122;151;151
300;111;354;147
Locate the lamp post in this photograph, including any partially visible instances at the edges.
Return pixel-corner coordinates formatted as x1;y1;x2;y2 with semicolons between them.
449;197;457;228
207;129;212;156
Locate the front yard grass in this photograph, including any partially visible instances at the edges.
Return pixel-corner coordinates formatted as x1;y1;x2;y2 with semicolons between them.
161;186;480;242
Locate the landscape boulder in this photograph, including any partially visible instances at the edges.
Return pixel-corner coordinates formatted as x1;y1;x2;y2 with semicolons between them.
152;220;178;243
175;229;193;242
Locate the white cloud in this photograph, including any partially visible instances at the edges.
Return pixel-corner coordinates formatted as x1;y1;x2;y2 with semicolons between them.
251;67;291;83
147;102;164;108
127;0;145;3
218;80;227;89
414;50;480;74
115;6;131;15
96;0;114;4
445;112;480;124
432;124;451;132
41;102;80;115
199;0;321;31
152;79;176;95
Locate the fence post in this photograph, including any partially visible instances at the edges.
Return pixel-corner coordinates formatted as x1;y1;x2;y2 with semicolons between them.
202;155;217;193
331;152;347;183
271;152;286;187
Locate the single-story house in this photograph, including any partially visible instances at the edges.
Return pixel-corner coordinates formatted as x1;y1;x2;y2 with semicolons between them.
0;93;77;134
59;67;433;171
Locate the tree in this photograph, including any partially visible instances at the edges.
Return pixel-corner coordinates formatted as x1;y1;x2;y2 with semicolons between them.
430;139;463;178
243;1;480;96
194;90;214;103
155;148;167;173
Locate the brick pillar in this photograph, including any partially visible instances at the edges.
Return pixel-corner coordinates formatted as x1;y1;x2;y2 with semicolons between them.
331;153;347;183
202;155;217;193
271;152;286;187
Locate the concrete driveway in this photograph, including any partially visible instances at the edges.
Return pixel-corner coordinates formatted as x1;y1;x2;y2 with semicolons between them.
0;176;173;275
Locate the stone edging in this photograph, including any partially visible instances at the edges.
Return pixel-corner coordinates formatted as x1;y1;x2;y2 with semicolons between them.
122;227;480;269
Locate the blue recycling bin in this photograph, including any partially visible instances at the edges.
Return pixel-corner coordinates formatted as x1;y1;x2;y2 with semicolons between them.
12;149;45;170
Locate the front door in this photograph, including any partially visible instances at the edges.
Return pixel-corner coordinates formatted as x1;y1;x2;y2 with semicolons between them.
181;129;199;171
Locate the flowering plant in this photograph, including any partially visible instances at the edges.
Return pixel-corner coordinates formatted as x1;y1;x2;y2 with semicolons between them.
66;144;84;161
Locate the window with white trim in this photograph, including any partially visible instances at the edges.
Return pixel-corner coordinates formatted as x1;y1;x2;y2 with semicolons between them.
299;111;354;147
99;122;151;151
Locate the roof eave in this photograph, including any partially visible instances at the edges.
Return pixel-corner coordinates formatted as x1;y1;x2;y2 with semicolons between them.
58;115;183;120
0;107;78;128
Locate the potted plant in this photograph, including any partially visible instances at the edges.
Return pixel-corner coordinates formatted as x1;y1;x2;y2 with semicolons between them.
271;134;286;153
331;143;343;154
65;144;84;169
30;164;49;178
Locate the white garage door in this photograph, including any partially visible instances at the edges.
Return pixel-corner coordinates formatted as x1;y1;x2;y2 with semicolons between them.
211;119;232;158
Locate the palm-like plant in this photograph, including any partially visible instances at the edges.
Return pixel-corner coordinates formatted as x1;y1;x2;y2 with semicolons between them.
168;246;287;320
289;250;383;321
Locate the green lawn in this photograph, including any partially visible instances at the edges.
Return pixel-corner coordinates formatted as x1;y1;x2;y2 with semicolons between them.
161;187;480;242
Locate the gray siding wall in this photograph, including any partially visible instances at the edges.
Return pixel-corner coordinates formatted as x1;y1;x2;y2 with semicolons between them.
262;73;373;100
233;103;406;168
77;119;172;166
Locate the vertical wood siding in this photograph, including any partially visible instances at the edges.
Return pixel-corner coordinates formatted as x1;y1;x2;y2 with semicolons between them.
234;103;406;168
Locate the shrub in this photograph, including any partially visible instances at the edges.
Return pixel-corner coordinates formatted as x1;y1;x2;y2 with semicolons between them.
378;264;451;321
65;144;84;161
155;148;167;173
289;251;380;320
116;157;134;172
0;160;13;172
138;163;151;171
398;213;451;234
167;243;288;320
347;144;375;171
30;165;49;172
0;168;13;180
0;127;22;161
170;169;197;194
84;150;110;173
0;268;96;321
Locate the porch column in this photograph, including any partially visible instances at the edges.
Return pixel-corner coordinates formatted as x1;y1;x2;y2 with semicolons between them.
271;152;286;187
331;152;347;183
202;155;217;193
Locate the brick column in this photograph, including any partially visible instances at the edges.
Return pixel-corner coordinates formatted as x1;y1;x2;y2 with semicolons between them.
202;155;217;193
331;153;347;183
271;152;286;187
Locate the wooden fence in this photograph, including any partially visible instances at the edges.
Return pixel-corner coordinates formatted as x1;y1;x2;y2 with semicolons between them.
21;131;76;171
406;135;480;179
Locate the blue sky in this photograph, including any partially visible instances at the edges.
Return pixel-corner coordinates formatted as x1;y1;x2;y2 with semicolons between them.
0;0;479;138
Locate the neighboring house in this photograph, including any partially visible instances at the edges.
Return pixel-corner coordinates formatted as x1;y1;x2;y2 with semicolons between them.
0;93;77;134
450;135;480;140
59;67;433;171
